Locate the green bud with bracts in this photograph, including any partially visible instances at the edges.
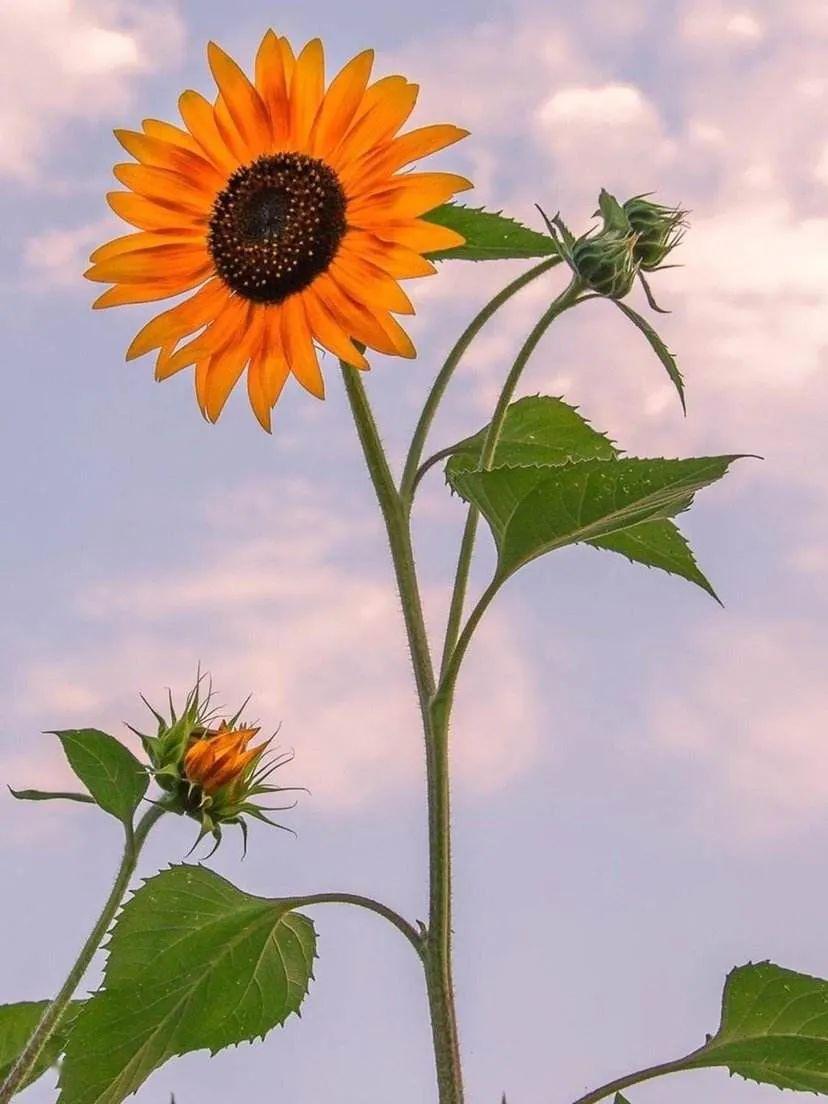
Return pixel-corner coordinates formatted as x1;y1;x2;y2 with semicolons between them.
623;192;688;271
571;226;639;299
127;674;300;854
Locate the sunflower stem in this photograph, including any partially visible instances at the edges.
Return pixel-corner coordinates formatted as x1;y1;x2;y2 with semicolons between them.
340;363;464;1104
399;256;561;511
0;804;165;1104
439;276;584;676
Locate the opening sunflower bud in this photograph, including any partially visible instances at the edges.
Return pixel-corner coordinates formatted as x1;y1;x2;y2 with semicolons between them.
130;677;299;852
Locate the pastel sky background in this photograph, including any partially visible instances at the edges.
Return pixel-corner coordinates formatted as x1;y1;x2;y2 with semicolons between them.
1;0;827;1102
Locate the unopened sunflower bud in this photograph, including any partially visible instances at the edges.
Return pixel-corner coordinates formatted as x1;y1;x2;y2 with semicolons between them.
129;678;297;851
571;228;639;299
623;194;688;271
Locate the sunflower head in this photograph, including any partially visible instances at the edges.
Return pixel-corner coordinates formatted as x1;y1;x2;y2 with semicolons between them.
88;32;472;430
131;679;296;851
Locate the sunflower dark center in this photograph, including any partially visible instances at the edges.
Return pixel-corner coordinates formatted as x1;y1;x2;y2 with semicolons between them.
208;153;347;304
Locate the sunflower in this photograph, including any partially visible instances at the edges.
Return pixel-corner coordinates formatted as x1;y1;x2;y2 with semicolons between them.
87;32;471;430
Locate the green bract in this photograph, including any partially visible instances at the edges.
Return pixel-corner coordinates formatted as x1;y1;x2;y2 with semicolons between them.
623;192;688;270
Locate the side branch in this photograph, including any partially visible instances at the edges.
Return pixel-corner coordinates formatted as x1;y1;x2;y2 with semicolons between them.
569;1050;704;1104
289;893;424;954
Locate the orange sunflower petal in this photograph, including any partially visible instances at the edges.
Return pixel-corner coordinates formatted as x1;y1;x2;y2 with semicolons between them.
370;218;466;254
279;37;296;86
247;310;291;431
201;306;264;422
106;191;206;232
329;253;414;315
332;78;419;170
90;229;204;265
302;287;369;369
92;274;211;309
310;49;374;158
288;38;325;148
126;278;229;362
255;30;289;143
178;90;238;174
347;171;473;223
340;229;437;279
114;129;225;191
141;117;203;155
164;294;249;374
85;243;211;284
207;41;272;154
280;295;324;398
113;163;215;213
341;123;469;193
313;273;415;358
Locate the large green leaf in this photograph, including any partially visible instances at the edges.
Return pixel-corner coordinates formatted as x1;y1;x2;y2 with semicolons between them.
58;865;316;1104
449;455;740;580
589;520;719;601
445;395;617;477
0;1001;82;1092
53;730;147;827
424;204;560;262
443;396;723;596
687;963;828;1092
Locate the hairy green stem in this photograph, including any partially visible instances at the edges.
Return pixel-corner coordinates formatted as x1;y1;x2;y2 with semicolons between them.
440;277;584;674
340;363;464;1104
289;893;423;954
0;804;165;1103
569;1049;704;1104
399;256;560;510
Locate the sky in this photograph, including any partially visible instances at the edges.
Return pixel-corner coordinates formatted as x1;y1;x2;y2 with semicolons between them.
1;0;827;1102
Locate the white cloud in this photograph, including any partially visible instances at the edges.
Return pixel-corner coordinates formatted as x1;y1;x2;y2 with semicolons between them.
5;479;541;814
0;0;184;178
22;218;114;288
680;3;766;46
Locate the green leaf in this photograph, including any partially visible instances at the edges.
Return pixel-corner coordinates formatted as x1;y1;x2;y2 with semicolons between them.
53;729;147;827
686;962;828;1092
614;1095;632;1104
58;865;316;1104
612;300;686;412
0;1001;83;1091
8;788;95;805
589;519;720;602
445;395;617;478
424;204;560;262
450;455;741;580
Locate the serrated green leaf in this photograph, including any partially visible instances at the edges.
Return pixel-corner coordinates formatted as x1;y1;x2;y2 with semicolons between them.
58;865;316;1104
424;204;560;262
612;300;686;412
589;519;720;601
445;395;617;478
8;788;95;805
686;962;828;1092
0;1001;83;1092
54;730;147;827
450;455;741;580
